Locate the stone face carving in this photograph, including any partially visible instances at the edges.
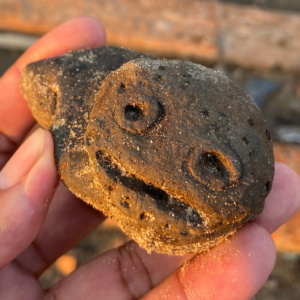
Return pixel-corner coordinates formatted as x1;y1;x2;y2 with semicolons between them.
21;46;274;255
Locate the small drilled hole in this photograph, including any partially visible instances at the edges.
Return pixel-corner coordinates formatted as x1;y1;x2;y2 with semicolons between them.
247;118;254;127
181;82;189;89
201;109;209;119
118;83;126;94
124;105;144;121
266;129;271;141
265;181;270;192
242;137;249;145
164;224;170;229
159;66;165;71
154;75;162;82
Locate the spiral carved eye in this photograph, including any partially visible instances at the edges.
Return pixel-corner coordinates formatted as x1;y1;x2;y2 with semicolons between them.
188;142;242;191
113;84;164;134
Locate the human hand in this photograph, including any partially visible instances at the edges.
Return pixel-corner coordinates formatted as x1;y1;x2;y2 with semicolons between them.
0;17;299;300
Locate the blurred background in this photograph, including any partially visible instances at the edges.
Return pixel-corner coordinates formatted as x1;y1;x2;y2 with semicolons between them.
1;0;300;298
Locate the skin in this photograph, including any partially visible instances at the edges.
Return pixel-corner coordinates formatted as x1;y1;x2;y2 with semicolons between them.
0;17;299;300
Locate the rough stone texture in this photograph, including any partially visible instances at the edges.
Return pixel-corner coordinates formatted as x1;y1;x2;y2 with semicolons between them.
21;46;274;255
21;46;154;209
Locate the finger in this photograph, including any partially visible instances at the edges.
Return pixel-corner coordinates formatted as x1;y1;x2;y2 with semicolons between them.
0;16;106;144
44;162;298;299
0;129;58;269
16;183;106;277
45;223;275;300
141;223;275;300
45;240;194;300
0;262;42;300
0;134;18;170
15;17;106;72
255;162;300;233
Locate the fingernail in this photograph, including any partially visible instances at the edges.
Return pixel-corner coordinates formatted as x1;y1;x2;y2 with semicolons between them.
0;129;45;188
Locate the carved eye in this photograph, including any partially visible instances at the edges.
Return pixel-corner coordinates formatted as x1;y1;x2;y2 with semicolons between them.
188;142;242;191
113;92;164;134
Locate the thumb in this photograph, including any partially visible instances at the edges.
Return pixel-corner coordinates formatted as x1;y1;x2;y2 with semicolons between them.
0;129;58;270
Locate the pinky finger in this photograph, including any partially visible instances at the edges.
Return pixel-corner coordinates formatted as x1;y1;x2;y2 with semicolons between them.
0;129;58;269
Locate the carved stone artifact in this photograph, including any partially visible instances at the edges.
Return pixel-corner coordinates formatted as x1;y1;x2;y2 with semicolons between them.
21;46;274;255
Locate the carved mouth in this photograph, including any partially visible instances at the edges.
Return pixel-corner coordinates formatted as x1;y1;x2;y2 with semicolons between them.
96;150;203;228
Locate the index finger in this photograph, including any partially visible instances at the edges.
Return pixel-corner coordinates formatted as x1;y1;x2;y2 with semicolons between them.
0;17;106;144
